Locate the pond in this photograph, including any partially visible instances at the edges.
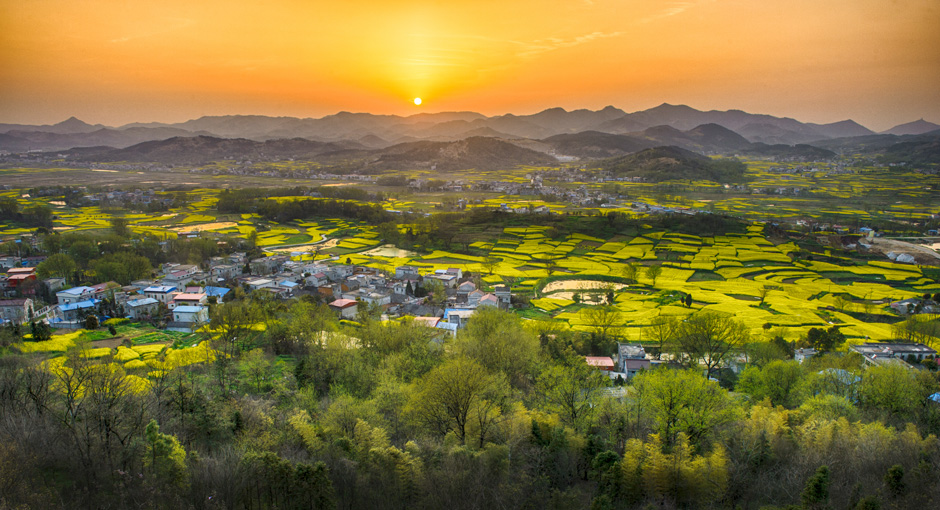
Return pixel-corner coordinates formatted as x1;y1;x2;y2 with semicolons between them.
361;244;419;258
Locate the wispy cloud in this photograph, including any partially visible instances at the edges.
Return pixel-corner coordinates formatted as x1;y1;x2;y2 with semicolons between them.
110;18;194;44
638;1;697;24
512;31;625;57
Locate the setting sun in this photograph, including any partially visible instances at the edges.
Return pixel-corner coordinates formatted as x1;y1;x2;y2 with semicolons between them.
414;98;422;106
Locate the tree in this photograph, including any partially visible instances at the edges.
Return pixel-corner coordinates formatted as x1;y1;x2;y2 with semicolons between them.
144;419;188;489
91;251;153;285
643;315;679;360
407;357;506;447
456;307;539;384
805;326;846;353
536;354;610;430
801;465;830;509
645;264;662;287
621;262;639;284
673;311;749;379
110;217;129;237
581;305;622;345
633;369;738;448
84;315;99;330
684;293;692;307
481;256;500;275
735;360;804;407
36;253;78;283
758;285;770;306
240;348;273;393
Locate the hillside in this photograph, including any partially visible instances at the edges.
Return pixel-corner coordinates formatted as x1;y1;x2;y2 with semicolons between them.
595;145;747;182
369;136;558;171
70;136;357;164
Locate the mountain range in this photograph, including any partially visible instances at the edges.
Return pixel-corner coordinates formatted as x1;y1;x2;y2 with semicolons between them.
3;104;938;153
2;105;938;172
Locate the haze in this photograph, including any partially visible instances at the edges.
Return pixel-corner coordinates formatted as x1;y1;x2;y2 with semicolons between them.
1;0;938;131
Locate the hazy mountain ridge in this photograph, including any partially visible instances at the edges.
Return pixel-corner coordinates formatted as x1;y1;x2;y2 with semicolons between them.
9;104;931;151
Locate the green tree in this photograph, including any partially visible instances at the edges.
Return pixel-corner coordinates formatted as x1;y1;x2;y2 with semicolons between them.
735;360;804;407
643;315;679;360
110;217;129;237
884;464;905;499
144;419;188;488
536;354;610;430
633;369;738;448
581;305;622;345
240;348;273;393
621;262;639;284
84;315;99;330
456;307;539;384
673;311;749;379
36;253;78;283
645;264;662;287
801;465;830;509
407;357;506;447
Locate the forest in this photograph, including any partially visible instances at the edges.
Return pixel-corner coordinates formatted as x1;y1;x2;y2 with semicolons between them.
2;300;939;509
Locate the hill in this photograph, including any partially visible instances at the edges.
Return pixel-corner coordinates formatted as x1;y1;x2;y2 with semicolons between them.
882;119;940;136
70;136;356;164
595;146;747;182
369;136;558;171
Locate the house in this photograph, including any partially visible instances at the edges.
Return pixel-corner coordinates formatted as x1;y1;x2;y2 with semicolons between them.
211;264;240;281
329;298;359;319
585;356;615;371
851;342;937;364
144;285;178;304
247;278;275;291
170;292;207;310
6;268;36;290
457;281;476;302
163;270;195;288
478;293;499;308
0;298;32;323
170;305;208;331
413;316;440;328
467;289;485;306
58;299;100;321
493;285;511;305
43;277;67;292
395;265;421;279
426;271;458;289
794;348;817;363
444;308;476;328
56;286;97;305
125;297;160;320
204;286;230;304
616;342;651;377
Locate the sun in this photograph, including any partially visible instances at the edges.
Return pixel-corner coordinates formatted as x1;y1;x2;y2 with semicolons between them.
413;97;422;106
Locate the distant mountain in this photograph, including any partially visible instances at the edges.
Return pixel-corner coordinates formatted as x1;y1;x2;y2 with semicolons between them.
880;135;940;165
69;136;357;164
541;131;654;159
369;136;557;171
806;120;874;139
0;117;104;135
595;146;747;182
742;143;837;161
0;126;211;152
882;119;940;136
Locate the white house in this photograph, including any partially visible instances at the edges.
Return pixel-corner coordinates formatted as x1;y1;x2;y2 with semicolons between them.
0;298;32;323
126;297;160;320
172;305;208;326
144;286;178;304
56;286;96;305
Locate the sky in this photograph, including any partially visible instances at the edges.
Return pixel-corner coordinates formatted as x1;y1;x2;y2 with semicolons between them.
1;0;938;131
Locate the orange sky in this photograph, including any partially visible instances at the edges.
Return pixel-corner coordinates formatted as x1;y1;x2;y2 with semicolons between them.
1;0;938;131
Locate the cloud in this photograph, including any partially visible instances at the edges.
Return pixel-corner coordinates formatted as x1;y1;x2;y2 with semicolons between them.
512;31;625;57
110;18;194;44
638;1;699;24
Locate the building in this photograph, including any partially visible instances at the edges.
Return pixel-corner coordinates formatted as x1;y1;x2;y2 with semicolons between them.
329;298;359;319
170;292;207;310
144;285;178;304
616;342;651;377
58;299;100;321
56;286;97;305
851;342;937;364
585;356;615;371
171;305;208;326
125;297;160;320
0;297;33;324
493;285;512;305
